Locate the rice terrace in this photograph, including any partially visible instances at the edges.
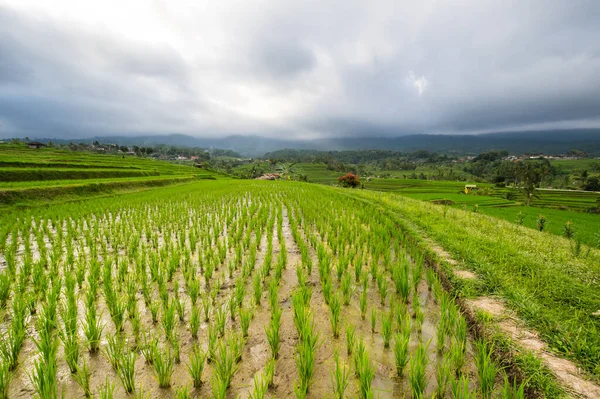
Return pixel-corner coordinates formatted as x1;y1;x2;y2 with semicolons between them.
2;1;600;398
0;141;599;399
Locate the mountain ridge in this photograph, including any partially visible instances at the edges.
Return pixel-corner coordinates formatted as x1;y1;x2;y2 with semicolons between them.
15;129;600;157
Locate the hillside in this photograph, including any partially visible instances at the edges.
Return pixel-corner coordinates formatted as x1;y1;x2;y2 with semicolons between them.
21;129;600;157
0;143;222;207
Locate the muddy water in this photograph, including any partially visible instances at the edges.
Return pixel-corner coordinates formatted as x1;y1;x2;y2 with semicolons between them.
266;207;300;398
3;196;482;399
228;217;274;398
6;203;267;398
288;208;479;399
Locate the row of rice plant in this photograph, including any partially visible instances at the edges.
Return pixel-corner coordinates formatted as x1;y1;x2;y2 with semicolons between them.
0;181;528;397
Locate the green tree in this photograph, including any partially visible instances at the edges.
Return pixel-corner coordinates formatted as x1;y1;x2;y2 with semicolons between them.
276;163;296;180
583;177;600;192
573;170;589;189
515;160;551;205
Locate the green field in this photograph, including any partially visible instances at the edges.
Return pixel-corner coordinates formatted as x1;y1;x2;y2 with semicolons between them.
0;143;222;207
2;179;598;397
0;167;160;182
273;163;600;247
353;188;600;381
551;159;600;174
0;144;598;396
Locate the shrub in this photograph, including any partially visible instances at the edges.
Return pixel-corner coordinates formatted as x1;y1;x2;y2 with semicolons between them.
563;221;575;239
338;173;360;188
536;214;546;231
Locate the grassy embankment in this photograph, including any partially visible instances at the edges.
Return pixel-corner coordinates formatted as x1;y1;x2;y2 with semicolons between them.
0;144;221;207
349;188;600;383
291;162;599;247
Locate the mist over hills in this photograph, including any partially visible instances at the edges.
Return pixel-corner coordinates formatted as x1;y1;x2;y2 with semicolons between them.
26;129;600;157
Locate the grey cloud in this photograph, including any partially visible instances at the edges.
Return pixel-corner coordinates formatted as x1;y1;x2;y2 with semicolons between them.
255;40;315;79
1;0;600;140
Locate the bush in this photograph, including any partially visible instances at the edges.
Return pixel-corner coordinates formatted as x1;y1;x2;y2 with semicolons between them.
338;173;360;188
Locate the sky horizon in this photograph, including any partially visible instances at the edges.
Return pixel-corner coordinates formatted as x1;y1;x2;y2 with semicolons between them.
1;1;600;140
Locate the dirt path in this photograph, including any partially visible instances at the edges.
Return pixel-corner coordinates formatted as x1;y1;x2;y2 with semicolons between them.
466;296;600;399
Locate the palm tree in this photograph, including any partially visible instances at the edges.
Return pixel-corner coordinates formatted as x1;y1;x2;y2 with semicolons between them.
276;163;297;180
267;159;278;172
572;170;589;189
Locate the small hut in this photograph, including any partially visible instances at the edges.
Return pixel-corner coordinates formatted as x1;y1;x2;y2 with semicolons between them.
27;141;46;149
256;173;281;180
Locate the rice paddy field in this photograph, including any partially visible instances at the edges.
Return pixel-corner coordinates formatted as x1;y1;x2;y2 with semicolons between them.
0;144;220;208
282;163;600;247
0;180;567;399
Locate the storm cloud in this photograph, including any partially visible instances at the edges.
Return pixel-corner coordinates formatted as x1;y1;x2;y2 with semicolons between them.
1;0;599;139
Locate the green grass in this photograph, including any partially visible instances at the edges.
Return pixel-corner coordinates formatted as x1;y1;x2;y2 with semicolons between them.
0;167;158;182
0;143;192;174
237;160;598;245
365;178;487;193
351;189;600;379
402;191;599;247
0;176;594;396
550;158;600;173
475;204;599;247
295;163;342;184
0;143;224;207
0;175;197;208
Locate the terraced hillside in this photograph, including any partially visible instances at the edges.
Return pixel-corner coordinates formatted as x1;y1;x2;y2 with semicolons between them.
0;144;220;207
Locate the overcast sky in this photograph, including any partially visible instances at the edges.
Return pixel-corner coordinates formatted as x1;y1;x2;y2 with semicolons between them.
1;0;600;140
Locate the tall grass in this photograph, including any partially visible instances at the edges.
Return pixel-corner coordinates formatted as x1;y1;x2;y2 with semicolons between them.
436;356;452;398
475;340;497;399
96;376;115;399
253;272;262;306
116;350;137;393
74;359;92;398
83;302;103;353
360;289;368;320
451;374;475;399
500;375;526;399
30;319;59;398
249;372;269;399
295;338;317;397
239;306;252;338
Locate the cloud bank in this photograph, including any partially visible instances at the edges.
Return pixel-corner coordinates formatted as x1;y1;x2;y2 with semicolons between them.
1;0;600;139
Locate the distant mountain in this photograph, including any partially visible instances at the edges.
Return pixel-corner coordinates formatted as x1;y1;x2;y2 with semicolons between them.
313;129;600;156
27;129;600;157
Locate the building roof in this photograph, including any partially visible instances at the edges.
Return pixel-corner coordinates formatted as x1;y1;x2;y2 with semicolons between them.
256;173;281;180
